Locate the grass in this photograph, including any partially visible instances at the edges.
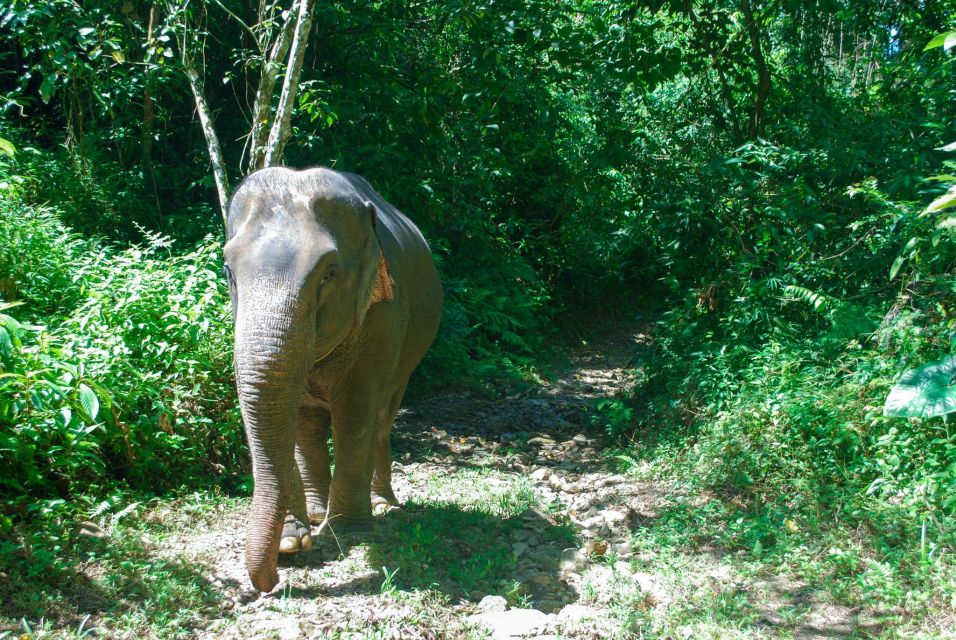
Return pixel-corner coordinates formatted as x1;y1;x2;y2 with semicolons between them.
0;490;244;639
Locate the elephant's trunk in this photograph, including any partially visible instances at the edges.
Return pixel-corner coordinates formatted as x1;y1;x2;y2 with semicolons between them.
233;285;313;592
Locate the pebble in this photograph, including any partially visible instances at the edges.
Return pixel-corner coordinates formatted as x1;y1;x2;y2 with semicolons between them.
572;434;589;445
512;542;529;556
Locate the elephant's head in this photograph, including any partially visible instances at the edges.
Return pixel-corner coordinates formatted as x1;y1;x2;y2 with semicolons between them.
222;167;391;591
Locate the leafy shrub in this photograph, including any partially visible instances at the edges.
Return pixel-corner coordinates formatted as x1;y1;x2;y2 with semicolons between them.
0;191;243;516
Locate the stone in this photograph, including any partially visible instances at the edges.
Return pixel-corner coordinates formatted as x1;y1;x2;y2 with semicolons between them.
599;509;626;527
572;434;589;445
512;542;529;557
468;608;553;640
584;539;608;556
611;539;633;556
530;467;550;482
73;521;105;539
528;437;557;447
477;595;509;613
559;548;589;574
530;573;553;586
557;603;598;623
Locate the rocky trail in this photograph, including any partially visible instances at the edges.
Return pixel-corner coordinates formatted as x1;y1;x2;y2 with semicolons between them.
99;322;876;639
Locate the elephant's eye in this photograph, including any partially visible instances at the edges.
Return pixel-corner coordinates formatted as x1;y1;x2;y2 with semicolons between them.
223;264;235;286
321;267;336;285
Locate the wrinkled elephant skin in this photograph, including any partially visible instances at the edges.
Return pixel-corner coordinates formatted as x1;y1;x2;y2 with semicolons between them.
223;167;443;592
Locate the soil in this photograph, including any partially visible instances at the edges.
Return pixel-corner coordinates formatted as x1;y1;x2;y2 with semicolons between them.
133;321;879;639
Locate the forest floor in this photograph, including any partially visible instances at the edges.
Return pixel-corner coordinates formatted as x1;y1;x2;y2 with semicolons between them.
1;320;920;639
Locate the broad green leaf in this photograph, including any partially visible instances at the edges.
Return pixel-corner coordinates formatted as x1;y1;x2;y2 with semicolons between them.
885;355;956;418
39;74;56;104
78;383;99;421
938;141;956;152
0;138;14;157
889;255;906;281
924;189;956;215
924;31;956;50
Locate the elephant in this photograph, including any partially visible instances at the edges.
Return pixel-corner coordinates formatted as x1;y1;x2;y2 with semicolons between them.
222;167;443;592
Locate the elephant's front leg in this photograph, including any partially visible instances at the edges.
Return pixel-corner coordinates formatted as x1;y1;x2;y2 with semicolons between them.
295;405;332;524
319;397;378;533
278;465;312;554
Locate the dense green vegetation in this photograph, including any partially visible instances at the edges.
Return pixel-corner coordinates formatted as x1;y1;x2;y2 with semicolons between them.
1;0;955;636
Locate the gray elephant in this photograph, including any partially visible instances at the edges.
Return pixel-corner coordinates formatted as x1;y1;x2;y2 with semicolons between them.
223;167;443;592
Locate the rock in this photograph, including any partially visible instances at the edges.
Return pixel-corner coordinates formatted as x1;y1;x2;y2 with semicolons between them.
572;434;589;446
530;467;550;482
512;542;529;557
527;547;558;564
614;560;633;575
599;509;626;527
611;539;633;556
529;573;553;586
548;475;565;491
528;437;557;447
468;608;553;640
73;521;105;539
557;603;598;623
559;548;589;574
570;495;589;511
477;595;509;613
584;539;608;556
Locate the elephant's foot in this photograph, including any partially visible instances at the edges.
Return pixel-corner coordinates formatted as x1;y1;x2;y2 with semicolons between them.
371;487;400;507
316;512;373;537
278;514;312;554
371;489;401;515
306;499;328;525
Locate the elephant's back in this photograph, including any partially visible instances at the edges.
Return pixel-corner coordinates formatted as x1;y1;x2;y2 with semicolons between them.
340;172;443;372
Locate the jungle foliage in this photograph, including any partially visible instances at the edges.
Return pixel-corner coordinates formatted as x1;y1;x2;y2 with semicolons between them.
0;0;955;631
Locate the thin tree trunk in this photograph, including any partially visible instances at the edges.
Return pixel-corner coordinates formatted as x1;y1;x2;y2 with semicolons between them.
246;8;295;172
143;4;162;216
184;58;231;226
263;0;316;167
740;0;770;139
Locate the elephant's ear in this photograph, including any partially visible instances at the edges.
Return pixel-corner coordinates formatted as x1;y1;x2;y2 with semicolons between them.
367;203;394;306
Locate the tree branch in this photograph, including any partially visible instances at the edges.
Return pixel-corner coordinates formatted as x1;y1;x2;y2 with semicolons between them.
263;0;316;167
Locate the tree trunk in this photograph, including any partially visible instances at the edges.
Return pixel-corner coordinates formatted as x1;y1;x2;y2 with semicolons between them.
247;9;296;172
143;4;161;216
740;0;771;139
184;59;231;226
263;0;317;167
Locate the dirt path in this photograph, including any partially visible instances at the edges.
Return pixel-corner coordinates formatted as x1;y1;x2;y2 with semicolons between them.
140;321;874;640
